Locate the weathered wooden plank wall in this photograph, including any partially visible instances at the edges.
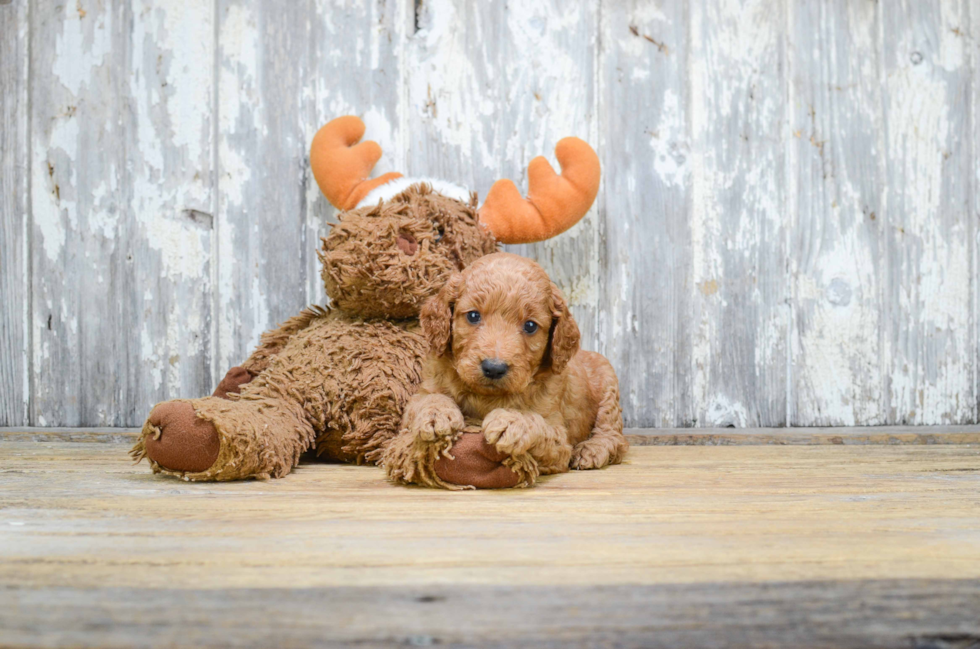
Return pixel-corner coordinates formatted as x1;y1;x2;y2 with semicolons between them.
25;0;214;427
0;0;29;426
791;0;884;427
0;0;976;428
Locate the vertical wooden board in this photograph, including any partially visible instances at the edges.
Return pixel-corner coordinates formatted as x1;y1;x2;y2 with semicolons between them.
29;1;113;426
127;0;215;422
598;2;691;426
405;0;600;349
0;0;29;425
880;0;973;424
305;0;408;307
974;0;980;418
688;0;788;427
30;1;214;426
216;0;313;374
789;0;885;425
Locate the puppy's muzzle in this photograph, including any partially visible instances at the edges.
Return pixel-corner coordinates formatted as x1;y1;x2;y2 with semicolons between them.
480;358;509;380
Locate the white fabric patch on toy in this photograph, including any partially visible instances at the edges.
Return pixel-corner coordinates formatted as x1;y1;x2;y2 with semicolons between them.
356;177;472;208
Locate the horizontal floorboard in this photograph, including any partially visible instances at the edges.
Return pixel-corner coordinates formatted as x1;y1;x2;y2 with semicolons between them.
3;425;980;445
3;581;979;649
1;441;979;646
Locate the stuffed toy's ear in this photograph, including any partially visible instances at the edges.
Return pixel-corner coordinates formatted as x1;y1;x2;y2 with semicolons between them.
310;116;403;210
420;274;464;356
542;283;580;375
478;137;600;244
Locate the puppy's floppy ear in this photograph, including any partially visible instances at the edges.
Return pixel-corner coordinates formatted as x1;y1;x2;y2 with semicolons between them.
421;273;463;356
543;282;580;374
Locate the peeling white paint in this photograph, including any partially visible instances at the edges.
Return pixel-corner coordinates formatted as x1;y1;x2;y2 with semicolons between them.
13;0;978;428
882;4;972;424
32;115;80;262
650;89;689;189
409;0;494;168
52;3;112;97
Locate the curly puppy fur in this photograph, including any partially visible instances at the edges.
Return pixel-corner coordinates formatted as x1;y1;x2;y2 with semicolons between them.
132;184;497;481
383;253;627;488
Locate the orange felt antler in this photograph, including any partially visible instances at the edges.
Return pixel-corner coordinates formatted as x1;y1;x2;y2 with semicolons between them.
478;137;600;244
310;116;403;211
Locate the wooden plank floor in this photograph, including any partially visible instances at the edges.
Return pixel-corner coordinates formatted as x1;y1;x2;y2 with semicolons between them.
1;432;979;648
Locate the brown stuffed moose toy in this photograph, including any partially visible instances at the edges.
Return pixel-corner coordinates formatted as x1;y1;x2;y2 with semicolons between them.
131;115;600;488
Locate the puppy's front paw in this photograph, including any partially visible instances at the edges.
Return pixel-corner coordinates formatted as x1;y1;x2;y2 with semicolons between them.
413;403;465;442
482;409;535;455
570;441;611;470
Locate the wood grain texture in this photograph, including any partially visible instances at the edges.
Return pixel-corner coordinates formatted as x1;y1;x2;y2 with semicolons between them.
1;441;978;646
0;0;29;426
598;2;692;427
688;0;788;427
3;581;978;648
880;0;974;425
214;0;311;376
625;424;980;446
789;0;885;426
975;0;980;427
7;0;980;428
406;0;600;346
2;443;978;587
29;0;214;426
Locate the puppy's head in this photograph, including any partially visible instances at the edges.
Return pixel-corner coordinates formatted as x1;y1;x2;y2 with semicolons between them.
420;252;580;395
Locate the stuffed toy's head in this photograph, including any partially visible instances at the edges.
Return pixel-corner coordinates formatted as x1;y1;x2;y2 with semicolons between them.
310;116;600;319
318;186;496;319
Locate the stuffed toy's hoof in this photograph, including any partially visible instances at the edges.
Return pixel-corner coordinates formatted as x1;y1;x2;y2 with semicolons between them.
434;432;521;489
144;402;220;473
212;366;255;399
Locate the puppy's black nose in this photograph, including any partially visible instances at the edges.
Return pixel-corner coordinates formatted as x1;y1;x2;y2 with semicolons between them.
481;358;509;380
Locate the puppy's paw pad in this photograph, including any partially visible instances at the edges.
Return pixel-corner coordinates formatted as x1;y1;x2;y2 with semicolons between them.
416;407;464;442
570;444;609;470
481;413;511;445
482;411;533;455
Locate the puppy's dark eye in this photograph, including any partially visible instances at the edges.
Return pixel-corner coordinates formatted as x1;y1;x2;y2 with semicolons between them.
523;321;539;334
466;311;481;325
434;227;445;242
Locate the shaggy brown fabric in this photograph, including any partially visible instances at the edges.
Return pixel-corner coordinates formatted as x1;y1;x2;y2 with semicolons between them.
212;366;256;399
320;185;496;320
133;184;500;482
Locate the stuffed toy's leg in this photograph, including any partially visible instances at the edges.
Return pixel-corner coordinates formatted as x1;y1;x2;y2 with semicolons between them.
433;431;528;488
131;309;324;481
383;395;538;490
132;393;314;481
128;365;255;474
384;425;534;490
